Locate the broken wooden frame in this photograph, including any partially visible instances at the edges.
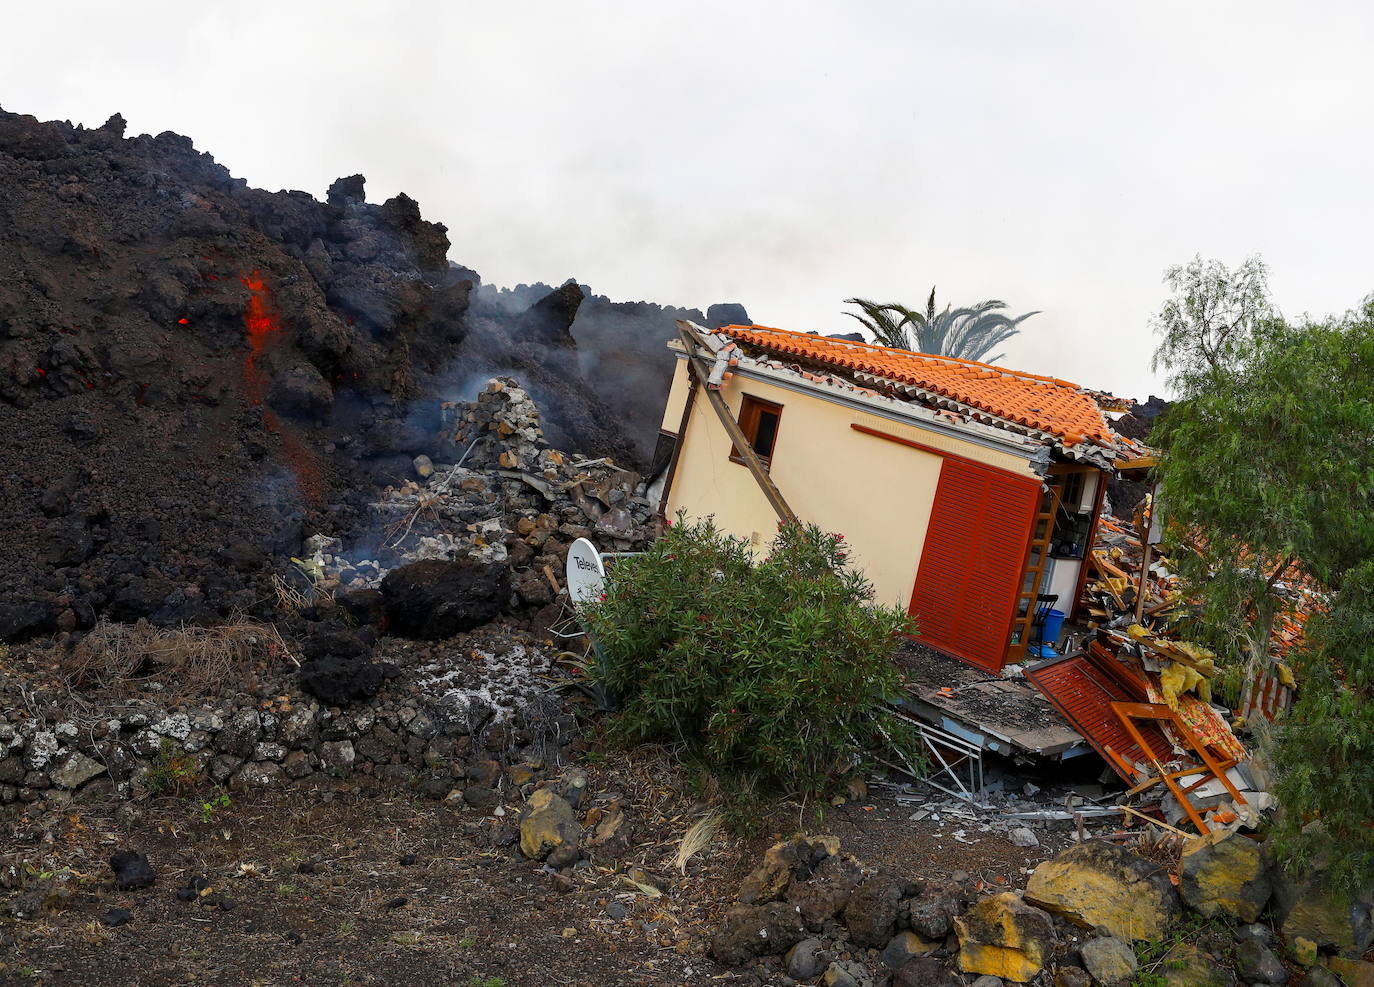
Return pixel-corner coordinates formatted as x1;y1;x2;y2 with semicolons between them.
673;321;799;527
1110;700;1248;835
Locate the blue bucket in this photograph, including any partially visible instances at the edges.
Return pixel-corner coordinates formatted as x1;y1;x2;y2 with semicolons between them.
1040;608;1067;643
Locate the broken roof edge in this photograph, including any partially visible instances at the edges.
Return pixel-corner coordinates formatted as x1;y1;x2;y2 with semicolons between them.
721;323;1082;390
709;325;1157;470
668;334;1054;470
857;373;1123;470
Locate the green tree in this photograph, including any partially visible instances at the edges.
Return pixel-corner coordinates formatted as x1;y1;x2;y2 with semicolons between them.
1151;255;1374;889
843;288;1039;363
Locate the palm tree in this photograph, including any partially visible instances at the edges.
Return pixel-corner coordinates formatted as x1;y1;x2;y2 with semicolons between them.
841;297;921;349
843;288;1040;364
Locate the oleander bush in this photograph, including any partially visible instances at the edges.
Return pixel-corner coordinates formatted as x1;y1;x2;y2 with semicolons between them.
579;514;917;799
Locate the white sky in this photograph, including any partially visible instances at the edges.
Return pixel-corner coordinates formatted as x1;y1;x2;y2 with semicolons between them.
5;1;1372;399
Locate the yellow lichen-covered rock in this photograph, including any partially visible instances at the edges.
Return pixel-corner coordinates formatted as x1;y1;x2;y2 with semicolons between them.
1025;842;1180;942
954;891;1055;982
738;834;841;905
1274;863;1374;957
1179;829;1272;922
1289;936;1319;967
1328;955;1374;987
1159;942;1235;986
518;788;579;861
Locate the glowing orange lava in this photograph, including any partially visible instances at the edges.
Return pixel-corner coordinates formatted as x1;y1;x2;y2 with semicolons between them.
239;272;323;504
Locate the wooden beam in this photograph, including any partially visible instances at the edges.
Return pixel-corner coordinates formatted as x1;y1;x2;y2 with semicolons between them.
674;322;799;527
655;359;700;520
1115;454;1158;471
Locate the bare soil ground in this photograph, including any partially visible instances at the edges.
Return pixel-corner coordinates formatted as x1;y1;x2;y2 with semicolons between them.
0;750;1072;987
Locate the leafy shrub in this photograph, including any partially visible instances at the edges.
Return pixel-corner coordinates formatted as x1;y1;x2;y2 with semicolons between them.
578;515;917;798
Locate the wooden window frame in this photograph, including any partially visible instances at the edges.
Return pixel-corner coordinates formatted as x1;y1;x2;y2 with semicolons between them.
728;394;783;470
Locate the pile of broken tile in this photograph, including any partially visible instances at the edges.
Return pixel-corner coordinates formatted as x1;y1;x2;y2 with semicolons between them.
1071;503;1314;836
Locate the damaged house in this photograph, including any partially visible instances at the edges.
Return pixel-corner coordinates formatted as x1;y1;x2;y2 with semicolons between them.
657;323;1150;673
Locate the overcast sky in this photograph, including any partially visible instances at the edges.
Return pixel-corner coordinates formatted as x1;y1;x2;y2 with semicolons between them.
5;1;1372;399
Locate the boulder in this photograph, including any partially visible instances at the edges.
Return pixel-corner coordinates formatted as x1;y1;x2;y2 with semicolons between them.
268;361;333;418
512;281;583;348
49;752;106;789
335;586;386;626
214;709;262;759
1079;936;1138;986
109;850;156;891
881;930;940;969
844;872;917;947
1157;942;1237;986
1054;967;1091;987
709;901;807;965
318;740;355;776
1025;842;1180;942
1273;864;1374;958
785;938;827;980
1234;937;1287;984
954;892;1055;983
1327;956;1374;987
279;706;319;748
556;766;588;809
907;885;963;939
787;851;864;928
1300;967;1343;987
1179;829;1272;923
893;957;960;987
823;959;874;987
519;788;580;862
739;834;840;904
231;762;285;788
706;302;751;330
381;558;510;640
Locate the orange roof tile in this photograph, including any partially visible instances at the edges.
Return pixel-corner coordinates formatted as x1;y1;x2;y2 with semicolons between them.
716;324;1115;448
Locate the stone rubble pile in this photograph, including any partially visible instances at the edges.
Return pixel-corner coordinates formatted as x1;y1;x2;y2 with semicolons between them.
709;830;1374;986
303;377;656;609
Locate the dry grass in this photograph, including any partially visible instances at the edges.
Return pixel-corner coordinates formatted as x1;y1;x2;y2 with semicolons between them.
272;572;314;615
60;619;296;698
674;814;723;875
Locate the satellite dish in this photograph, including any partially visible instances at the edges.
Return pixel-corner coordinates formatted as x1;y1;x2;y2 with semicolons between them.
565;537;607;604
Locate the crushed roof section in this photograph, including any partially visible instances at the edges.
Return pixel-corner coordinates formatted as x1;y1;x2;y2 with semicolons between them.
714;324;1140;463
691;337;1052;461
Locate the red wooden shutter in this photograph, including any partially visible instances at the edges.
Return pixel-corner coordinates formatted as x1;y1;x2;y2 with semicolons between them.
909;459;1039;672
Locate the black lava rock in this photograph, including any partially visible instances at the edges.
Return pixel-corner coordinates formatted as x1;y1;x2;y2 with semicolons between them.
298;653;385;705
380;558;510;640
109;850;156;891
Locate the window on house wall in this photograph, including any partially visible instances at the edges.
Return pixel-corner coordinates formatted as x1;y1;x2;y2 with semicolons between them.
729;395;783;469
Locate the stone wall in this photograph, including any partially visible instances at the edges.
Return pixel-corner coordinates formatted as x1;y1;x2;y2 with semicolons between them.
0;631;576;809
